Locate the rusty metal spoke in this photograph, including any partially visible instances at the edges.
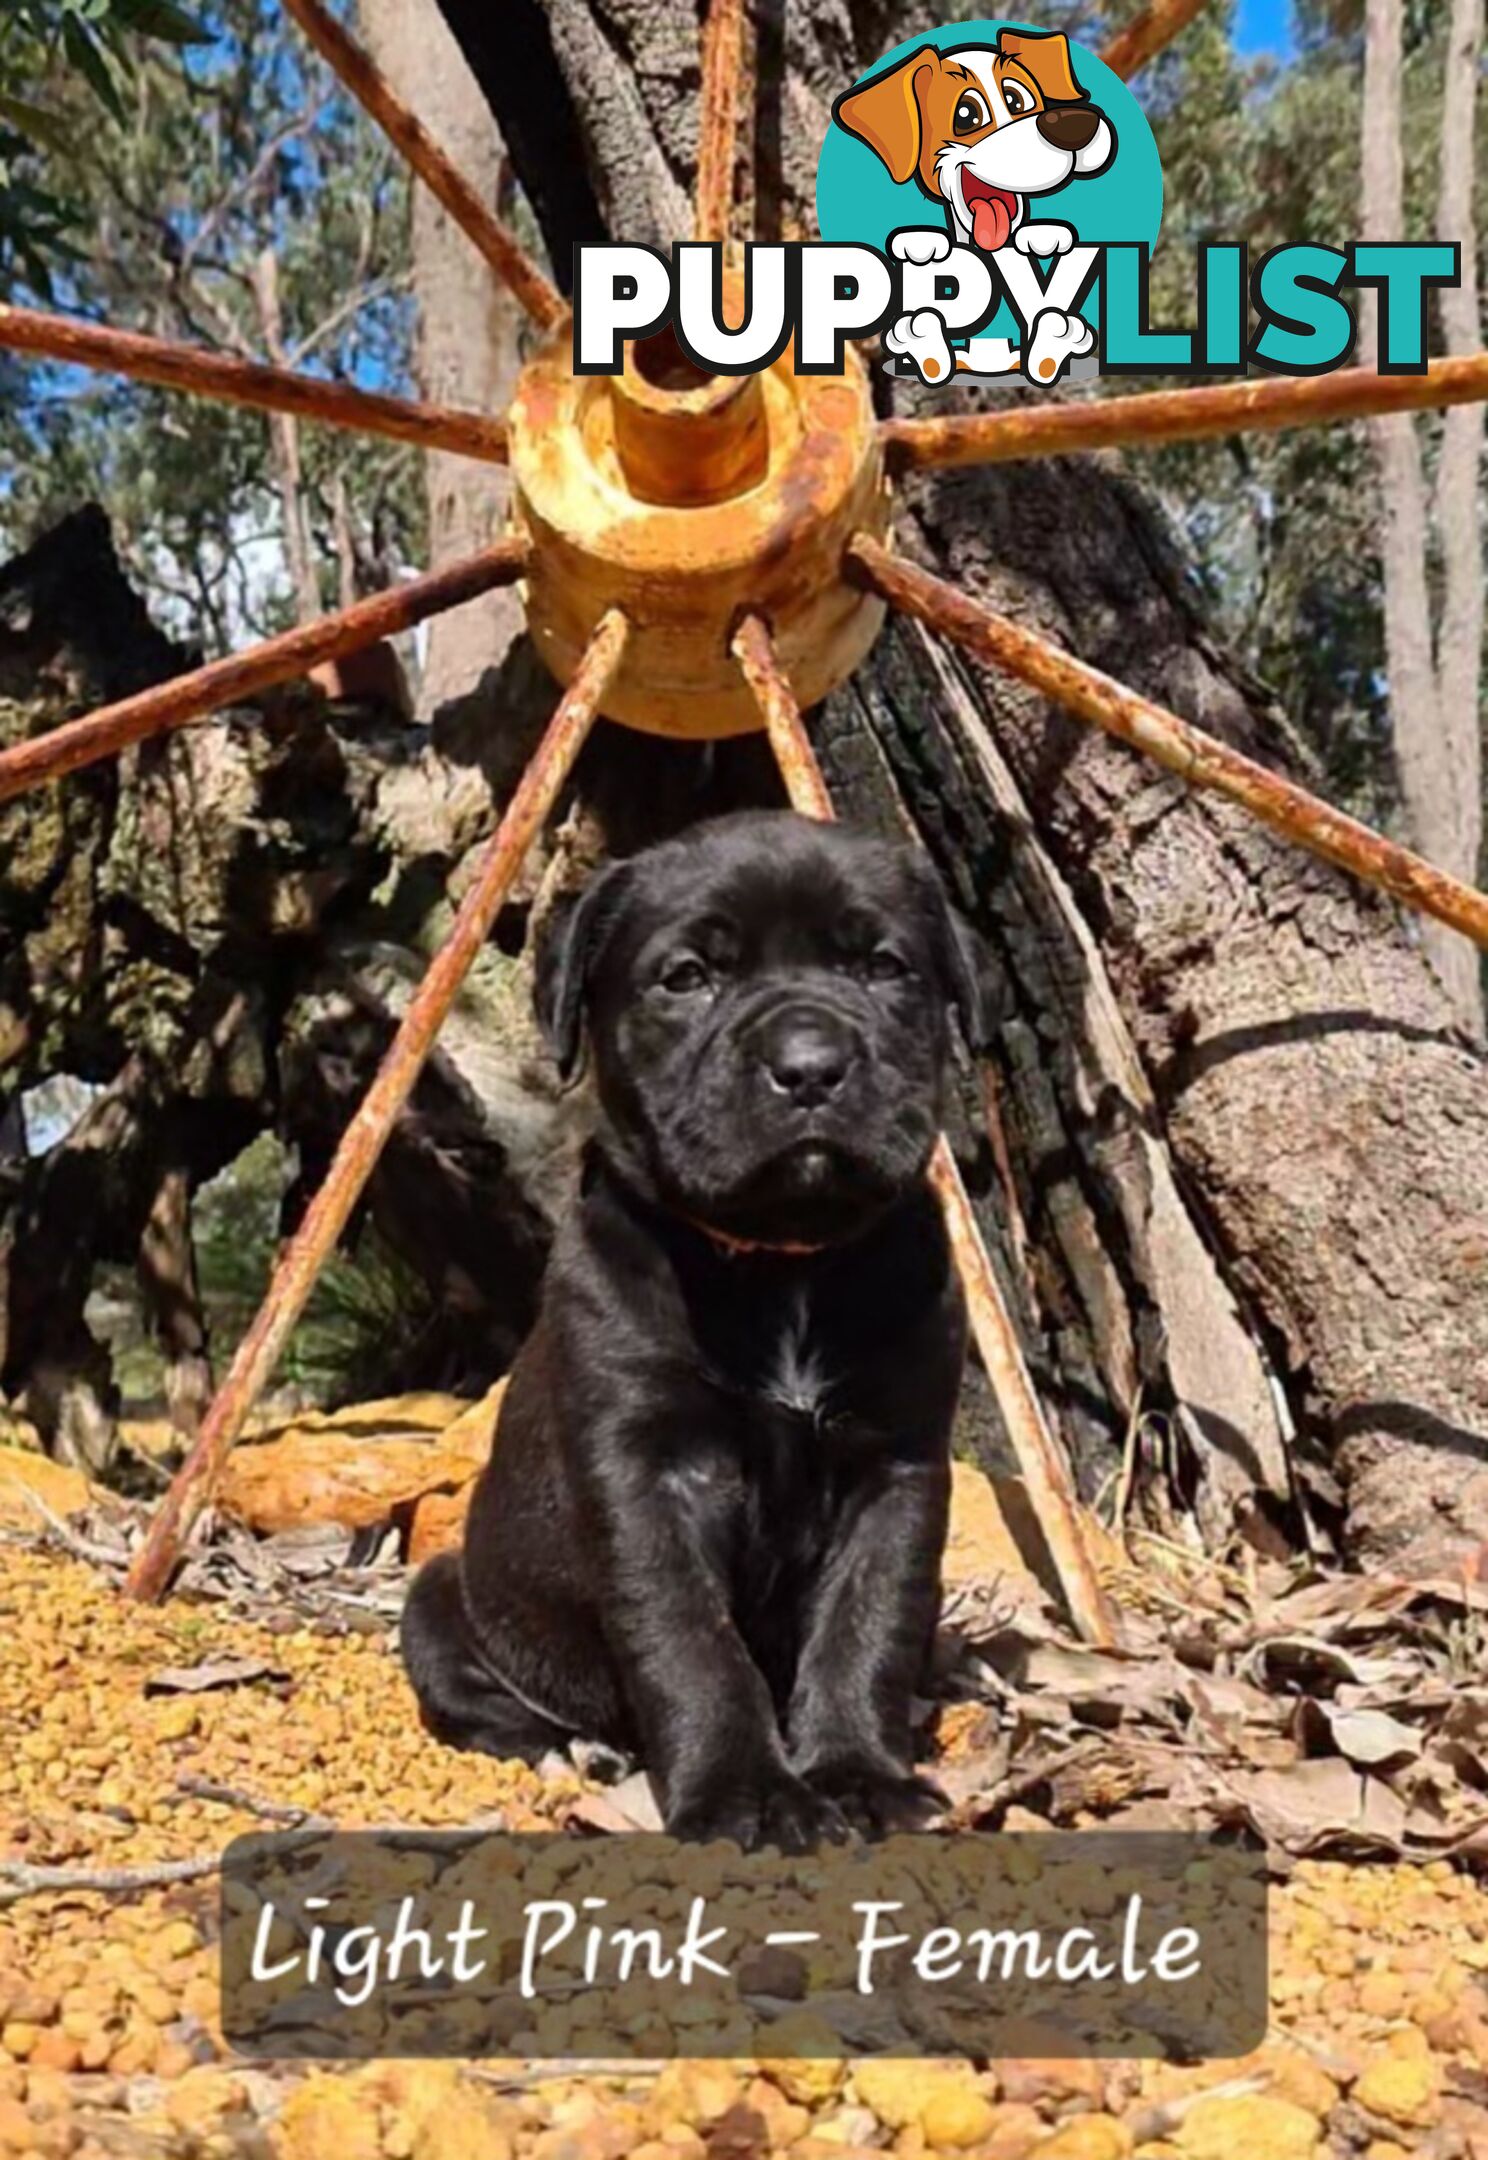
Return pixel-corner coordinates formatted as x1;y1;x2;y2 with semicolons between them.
731;611;1118;1648
282;0;566;331
0;539;530;806
880;351;1488;473
0;303;509;466
731;613;835;816
695;0;747;243
1101;0;1208;78
123;609;627;1603
848;537;1488;952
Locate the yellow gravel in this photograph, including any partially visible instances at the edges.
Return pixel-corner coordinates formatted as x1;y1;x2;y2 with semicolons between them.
4;1545;1488;2158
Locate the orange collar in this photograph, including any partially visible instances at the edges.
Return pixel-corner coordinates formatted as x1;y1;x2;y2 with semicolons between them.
681;1213;828;1260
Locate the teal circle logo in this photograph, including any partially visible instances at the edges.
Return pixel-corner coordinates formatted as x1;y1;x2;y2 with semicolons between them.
816;20;1162;377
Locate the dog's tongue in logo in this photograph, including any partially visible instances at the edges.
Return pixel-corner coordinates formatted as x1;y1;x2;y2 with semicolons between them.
963;175;1015;253
972;200;1009;250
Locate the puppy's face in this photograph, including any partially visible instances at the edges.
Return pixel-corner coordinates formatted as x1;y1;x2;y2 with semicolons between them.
538;813;989;1247
834;32;1115;252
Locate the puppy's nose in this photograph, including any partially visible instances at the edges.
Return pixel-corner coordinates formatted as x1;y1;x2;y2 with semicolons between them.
759;1013;856;1108
1037;106;1099;151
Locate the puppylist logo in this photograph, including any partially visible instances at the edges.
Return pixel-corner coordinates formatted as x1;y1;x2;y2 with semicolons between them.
572;18;1459;389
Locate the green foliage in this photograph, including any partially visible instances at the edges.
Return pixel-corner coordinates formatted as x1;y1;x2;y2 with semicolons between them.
97;1132;440;1413
188;1134;439;1408
0;3;424;647
0;0;209;295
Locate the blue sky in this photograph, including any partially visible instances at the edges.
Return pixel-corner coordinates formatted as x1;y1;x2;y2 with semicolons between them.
1234;0;1296;57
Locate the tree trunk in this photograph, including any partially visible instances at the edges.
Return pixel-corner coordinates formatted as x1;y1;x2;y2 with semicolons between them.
251;247;323;630
359;0;525;722
1360;0;1484;1033
1431;0;1485;1024
137;1157;212;1439
437;0;1488;1569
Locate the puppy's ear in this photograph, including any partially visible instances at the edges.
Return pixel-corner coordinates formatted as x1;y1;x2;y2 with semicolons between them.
917;863;998;1054
997;28;1087;103
833;47;940;185
533;861;633;1082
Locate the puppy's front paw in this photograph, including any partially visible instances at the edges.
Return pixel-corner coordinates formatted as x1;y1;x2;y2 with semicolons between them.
800;1755;947;1837
1022;307;1095;386
668;1766;850;1854
885;309;954;386
1014;221;1076;258
890;228;952;265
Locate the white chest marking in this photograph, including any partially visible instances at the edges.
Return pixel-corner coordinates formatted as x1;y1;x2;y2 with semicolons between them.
762;1284;835;1419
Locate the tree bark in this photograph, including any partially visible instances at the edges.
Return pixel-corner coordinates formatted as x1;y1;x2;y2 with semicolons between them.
359;0;525;721
438;0;1488;1568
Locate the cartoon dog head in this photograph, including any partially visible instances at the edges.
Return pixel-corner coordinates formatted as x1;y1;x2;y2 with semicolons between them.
833;30;1115;253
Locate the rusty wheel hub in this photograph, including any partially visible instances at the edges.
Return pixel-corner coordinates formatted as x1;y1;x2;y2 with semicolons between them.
506;316;891;739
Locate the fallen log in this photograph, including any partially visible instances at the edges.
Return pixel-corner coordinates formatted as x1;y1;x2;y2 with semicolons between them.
216;1385;506;1537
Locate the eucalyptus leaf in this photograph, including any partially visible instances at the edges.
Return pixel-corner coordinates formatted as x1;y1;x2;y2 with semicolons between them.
0;94;75;159
60;14;126;120
113;0;213;46
12;236;56;301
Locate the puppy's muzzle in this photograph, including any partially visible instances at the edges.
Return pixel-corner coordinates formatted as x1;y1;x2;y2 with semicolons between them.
756;1005;861;1111
1036;106;1100;151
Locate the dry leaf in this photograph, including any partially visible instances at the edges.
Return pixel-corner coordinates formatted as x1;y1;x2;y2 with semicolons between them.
1217;1758;1408;1855
1296;1699;1424;1769
145;1656;289;1696
567;1772;662;1833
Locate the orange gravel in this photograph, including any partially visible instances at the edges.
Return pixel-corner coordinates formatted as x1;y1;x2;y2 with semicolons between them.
3;1546;1488;2158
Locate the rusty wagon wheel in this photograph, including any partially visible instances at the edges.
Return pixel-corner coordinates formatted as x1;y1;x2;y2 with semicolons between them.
2;0;1487;1640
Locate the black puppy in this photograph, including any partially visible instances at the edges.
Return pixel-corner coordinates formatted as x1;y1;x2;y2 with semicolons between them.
401;809;985;1849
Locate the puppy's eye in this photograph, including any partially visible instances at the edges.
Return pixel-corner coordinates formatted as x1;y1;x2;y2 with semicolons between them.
865;948;910;984
952;89;991;134
1002;81;1033;115
659;955;710;996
